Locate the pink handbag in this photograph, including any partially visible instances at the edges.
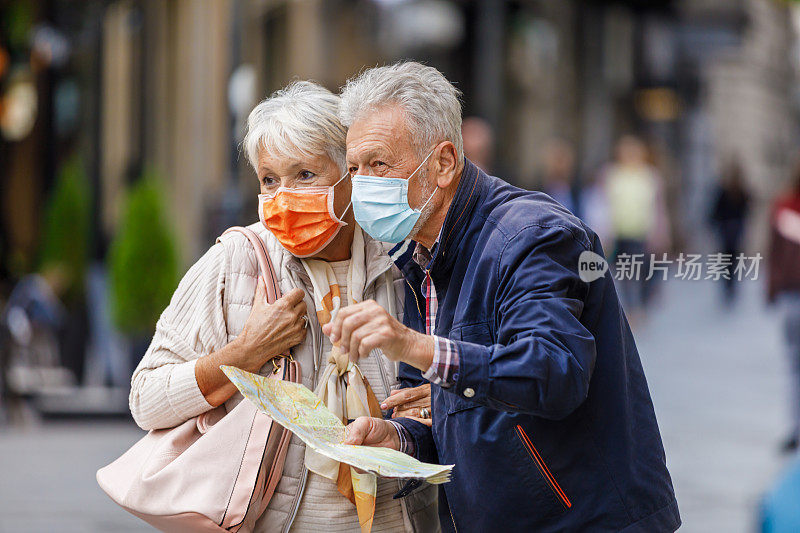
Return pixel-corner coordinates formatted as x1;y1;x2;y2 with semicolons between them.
97;226;301;532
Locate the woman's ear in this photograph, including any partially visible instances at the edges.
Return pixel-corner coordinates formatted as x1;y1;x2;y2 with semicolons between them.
433;141;459;188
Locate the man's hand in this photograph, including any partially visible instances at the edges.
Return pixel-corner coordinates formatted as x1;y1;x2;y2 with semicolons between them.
321;300;434;371
382;384;433;427
345;416;400;449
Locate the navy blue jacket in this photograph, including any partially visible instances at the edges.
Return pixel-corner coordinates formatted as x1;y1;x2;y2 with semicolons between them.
393;160;680;532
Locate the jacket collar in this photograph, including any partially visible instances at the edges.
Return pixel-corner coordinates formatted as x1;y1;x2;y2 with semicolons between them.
392;158;484;276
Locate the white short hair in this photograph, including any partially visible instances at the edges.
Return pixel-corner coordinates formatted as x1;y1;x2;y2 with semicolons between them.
244;81;347;172
339;62;463;162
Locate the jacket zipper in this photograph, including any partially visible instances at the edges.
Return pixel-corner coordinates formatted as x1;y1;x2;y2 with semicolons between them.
514;425;572;510
449;503;459;532
404;278;423;318
375;272;417;532
282;468;307;533
283;277;324;533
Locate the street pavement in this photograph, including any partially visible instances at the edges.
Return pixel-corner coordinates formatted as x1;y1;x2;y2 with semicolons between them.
636;279;792;532
0;279;794;532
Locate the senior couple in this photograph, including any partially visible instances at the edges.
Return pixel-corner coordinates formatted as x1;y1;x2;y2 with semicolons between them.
130;63;680;533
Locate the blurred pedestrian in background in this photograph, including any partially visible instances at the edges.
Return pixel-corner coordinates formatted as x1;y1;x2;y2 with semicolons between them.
602;135;671;323
768;162;800;453
710;158;750;306
0;267;68;424
461;116;494;174
539;138;581;217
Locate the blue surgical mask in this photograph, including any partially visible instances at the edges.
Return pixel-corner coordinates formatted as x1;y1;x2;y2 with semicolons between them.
351;150;438;243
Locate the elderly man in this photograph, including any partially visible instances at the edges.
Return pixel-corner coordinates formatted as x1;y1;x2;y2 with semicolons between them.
324;62;680;532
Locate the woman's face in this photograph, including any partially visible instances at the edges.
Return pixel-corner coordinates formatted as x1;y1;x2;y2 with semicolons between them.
257;149;351;213
256;148;355;260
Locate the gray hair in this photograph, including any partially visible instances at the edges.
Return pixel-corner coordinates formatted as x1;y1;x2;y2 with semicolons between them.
339;62;463;162
243;81;347;173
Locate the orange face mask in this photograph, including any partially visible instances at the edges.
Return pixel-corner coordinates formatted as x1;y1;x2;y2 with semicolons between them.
258;173;351;258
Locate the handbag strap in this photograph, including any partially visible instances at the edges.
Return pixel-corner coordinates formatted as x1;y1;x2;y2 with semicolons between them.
221;226;297;374
219;226;301;513
221;226;281;305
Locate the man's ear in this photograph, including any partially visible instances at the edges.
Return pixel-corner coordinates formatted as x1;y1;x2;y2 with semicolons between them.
432;141;459;188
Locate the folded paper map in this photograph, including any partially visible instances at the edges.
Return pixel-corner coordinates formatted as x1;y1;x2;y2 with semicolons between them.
220;365;453;484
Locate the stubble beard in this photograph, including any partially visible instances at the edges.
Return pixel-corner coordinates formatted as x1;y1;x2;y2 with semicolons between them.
407;167;438;243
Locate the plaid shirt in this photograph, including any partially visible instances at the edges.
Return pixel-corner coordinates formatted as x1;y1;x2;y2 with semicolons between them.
392;236;460;456
413;241;459;388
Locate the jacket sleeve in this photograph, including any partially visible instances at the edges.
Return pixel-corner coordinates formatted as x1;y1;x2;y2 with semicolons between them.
449;224;596;420
398;361;427;389
128;242;228;430
394;416;438;464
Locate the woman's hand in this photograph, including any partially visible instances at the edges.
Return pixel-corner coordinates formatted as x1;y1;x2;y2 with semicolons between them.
381;384;433;427
196;280;308;407
234;279;308;372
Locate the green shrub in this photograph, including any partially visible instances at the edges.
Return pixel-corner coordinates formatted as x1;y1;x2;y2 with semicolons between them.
109;173;180;335
38;155;91;304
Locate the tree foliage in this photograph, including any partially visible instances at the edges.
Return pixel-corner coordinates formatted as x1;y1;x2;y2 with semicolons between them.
109;173;180;335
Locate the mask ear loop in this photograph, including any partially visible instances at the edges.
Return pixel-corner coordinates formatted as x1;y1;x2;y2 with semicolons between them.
409;148;439;214
415;186;438;214
331;171;352;224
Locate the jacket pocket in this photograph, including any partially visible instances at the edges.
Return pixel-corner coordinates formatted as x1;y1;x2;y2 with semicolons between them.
451;321;493;345
514;424;572;511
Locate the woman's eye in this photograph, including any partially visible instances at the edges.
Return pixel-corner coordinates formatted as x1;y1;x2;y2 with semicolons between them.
299;170;315;180
261;176;276;186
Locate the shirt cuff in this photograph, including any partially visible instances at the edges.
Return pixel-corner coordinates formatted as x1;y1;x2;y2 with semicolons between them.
421;336;459;388
388;419;416;456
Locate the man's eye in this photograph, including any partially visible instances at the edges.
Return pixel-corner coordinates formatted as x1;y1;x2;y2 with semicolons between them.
372;161;386;168
299;170;315;180
348;166;358;175
261;176;276;186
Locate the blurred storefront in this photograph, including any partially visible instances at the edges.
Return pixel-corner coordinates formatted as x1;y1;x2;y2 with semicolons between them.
0;1;797;374
2;0;798;278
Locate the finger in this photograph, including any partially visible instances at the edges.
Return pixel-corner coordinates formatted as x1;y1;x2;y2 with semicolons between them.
392;406;419;418
348;317;384;361
339;310;375;356
392;398;430;411
281;288;306;307
292;300;307;316
253;277;267;306
381;386;426;410
353;332;385;364
327;301;373;343
324;309;345;344
344;416;371;445
404;415;433;427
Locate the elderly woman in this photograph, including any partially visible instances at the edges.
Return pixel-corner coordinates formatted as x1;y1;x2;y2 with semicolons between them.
128;81;437;533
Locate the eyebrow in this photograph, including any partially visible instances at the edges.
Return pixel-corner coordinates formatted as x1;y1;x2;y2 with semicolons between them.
347;147;389;165
258;160;311;175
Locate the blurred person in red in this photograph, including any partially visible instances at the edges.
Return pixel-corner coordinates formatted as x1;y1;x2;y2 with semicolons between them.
710;158;750;306
602;135;671;323
768;161;800;453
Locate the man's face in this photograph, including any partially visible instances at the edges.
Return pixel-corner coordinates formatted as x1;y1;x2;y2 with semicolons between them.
346;104;432;211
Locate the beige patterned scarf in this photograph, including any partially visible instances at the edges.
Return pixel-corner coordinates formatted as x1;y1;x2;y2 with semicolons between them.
301;226;382;533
